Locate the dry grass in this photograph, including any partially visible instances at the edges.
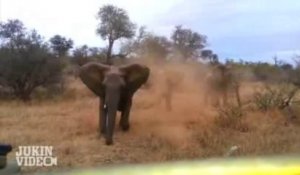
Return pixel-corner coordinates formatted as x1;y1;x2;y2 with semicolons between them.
1;63;300;174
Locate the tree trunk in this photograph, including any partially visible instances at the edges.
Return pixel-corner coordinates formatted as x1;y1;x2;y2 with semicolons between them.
106;40;114;65
18;91;31;102
13;88;28;102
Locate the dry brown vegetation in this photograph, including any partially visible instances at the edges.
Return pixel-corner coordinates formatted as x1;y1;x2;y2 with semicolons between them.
1;62;300;174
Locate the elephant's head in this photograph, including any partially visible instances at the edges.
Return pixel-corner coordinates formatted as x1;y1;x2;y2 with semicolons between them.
78;62;150;144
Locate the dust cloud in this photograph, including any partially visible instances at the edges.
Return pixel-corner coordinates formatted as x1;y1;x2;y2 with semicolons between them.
122;61;214;148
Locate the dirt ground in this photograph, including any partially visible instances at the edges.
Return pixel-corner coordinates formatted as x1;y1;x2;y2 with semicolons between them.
1;63;300;174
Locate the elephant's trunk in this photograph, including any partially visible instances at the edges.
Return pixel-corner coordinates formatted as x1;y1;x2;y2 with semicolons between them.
104;86;121;145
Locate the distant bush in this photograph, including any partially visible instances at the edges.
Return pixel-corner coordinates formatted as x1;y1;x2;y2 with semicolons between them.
252;84;298;112
49;34;73;58
214;103;248;132
252;63;284;83
0;19;64;101
225;60;297;84
70;45;107;66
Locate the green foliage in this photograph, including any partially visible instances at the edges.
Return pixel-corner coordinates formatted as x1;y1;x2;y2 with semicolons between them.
120;25;209;63
119;26;172;62
96;4;136;64
49;35;73;57
252;84;298;112
252;63;284;83
227;60;300;85
71;45;106;66
72;45;89;66
96;5;136;40
0;19;24;40
0;19;64;101
88;47;106;59
171;25;207;61
201;49;219;64
140;34;171;61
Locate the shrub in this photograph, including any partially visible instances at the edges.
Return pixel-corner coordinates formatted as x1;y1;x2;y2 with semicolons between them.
214;103;248;131
252;84;298;112
0;19;64;101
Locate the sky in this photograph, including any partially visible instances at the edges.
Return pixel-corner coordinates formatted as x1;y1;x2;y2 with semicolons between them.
1;0;300;63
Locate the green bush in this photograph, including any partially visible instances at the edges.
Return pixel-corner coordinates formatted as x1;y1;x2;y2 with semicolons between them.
0;19;64;101
252;84;298;112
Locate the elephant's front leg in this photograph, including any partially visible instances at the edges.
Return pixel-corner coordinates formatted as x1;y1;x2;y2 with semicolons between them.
119;99;132;131
99;98;107;135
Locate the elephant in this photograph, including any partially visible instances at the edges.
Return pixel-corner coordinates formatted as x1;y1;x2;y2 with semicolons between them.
79;62;150;145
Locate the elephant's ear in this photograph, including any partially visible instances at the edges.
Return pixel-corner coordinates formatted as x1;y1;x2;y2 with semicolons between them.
120;64;150;94
79;62;110;98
